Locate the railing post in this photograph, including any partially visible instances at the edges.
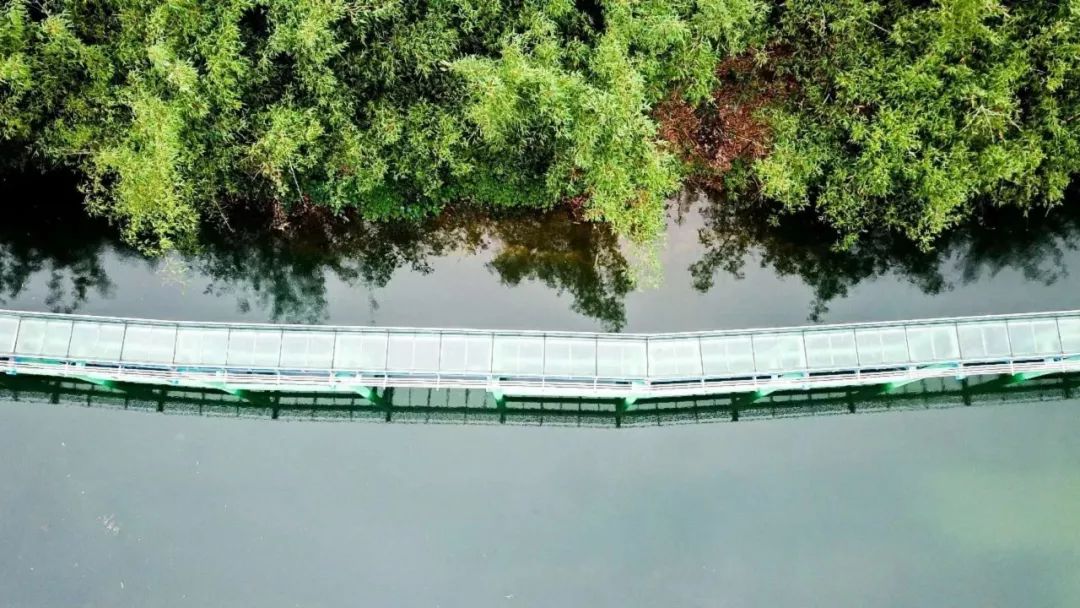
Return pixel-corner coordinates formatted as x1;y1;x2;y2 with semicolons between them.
170;323;180;373
1003;320;1015;374
749;333;760;390
329;329;340;376
435;330;443;379
540;331;547;387
63;319;75;360
593;335;599;392
118;321;129;374
901;326;913;367
952;322;965;379
382;330;392;376
275;328;285;369
697;335;706;388
800;330;810;384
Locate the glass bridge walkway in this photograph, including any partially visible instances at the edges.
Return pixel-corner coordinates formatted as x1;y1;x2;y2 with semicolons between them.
2;309;1079;402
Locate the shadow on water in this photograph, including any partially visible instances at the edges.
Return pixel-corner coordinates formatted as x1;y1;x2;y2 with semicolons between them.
0;170;634;329
688;185;1080;321
2;170;1079;328
1;372;1076;428
190;205;633;329
0;171;121;312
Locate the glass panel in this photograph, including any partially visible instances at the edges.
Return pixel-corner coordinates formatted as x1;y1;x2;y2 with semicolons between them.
174;327;229;366
699;336;755;376
544;337;596;377
956;322;1010;359
386;333;441;372
752;333;806;373
226;329;282;368
492;335;544;375
439;334;492;374
1059;318;1080;353
280;331;335;369
333;332;388;370
68;321;126;361
1007;319;1062;356
855;327;909;366
804;330;858;369
596;338;647;377
121;324;177;364
647;337;703;377
906;325;960;362
15;318;74;357
0;315;18;353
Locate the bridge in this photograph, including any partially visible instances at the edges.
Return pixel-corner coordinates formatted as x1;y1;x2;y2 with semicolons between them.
2;372;1077;428
1;309;1079;404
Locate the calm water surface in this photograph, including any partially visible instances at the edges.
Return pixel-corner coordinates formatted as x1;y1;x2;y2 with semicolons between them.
1;174;1079;606
1;401;1079;607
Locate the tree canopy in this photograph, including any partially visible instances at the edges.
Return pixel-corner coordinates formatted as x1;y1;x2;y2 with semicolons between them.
0;0;763;250
755;0;1080;248
0;0;1077;252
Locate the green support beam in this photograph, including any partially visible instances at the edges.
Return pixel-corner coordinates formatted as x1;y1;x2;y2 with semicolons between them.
73;374;116;388
622;381;648;411
1007;357;1075;384
353;385;386;405
878;362;962;393
1008;370;1056;384
206;382;246;398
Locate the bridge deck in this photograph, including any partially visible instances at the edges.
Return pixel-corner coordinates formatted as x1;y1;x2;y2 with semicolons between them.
2;309;1079;399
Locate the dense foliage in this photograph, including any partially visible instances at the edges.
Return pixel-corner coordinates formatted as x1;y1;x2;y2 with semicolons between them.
0;0;1077;251
757;0;1080;248
0;0;763;250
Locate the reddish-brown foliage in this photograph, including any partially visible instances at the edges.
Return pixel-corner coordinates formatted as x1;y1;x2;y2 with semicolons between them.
656;49;793;190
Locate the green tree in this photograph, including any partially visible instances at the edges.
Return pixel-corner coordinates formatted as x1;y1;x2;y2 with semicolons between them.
0;0;765;250
753;0;1080;249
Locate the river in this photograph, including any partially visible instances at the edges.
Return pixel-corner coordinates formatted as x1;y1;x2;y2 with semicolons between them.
1;173;1079;606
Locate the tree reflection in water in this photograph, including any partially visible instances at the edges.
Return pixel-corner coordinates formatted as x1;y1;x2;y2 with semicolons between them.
689;186;1080;321
0;171;118;313
187;205;633;329
483;211;632;331
0;167;635;328
2;170;1077;328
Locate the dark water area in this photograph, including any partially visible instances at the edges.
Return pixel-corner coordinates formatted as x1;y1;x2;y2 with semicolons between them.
2;173;1079;332
2;172;1080;606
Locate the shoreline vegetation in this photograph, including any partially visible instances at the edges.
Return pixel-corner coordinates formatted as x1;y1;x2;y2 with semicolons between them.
1;0;1078;253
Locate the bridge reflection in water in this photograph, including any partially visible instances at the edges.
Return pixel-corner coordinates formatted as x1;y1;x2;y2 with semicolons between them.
2;372;1075;428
